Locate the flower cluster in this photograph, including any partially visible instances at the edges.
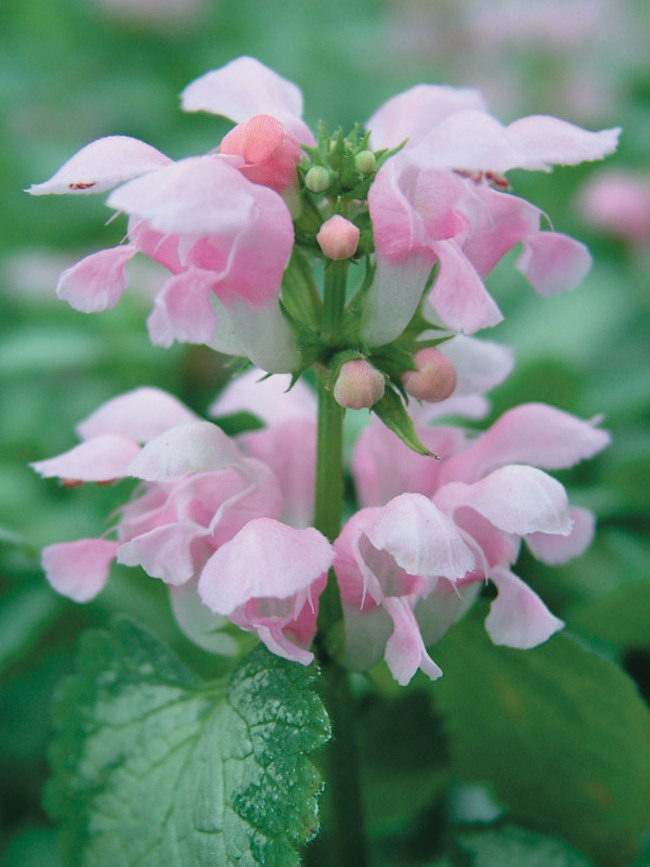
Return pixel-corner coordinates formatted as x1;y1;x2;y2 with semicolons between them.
31;57;617;683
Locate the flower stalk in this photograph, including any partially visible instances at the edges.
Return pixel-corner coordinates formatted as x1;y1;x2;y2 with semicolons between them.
308;262;369;866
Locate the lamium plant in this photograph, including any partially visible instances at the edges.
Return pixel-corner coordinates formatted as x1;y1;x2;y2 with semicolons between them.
27;56;650;867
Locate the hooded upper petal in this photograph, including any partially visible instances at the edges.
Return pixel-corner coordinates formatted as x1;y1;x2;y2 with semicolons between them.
198;517;333;614
435;465;573;537
27;135;173;195
367;83;487;150
126;421;240;481
76;387;199;442
409;110;620;173
31;434;141;482
441;403;610;484
181;56;315;145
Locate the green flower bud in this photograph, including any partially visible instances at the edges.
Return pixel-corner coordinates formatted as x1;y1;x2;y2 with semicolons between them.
354;150;376;174
305;165;331;194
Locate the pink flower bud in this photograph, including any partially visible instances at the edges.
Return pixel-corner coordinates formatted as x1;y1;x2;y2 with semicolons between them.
333;359;385;410
401;347;457;403
219;114;301;193
316;215;360;260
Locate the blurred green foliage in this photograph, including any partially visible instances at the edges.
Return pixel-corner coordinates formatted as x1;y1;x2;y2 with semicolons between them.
1;0;649;864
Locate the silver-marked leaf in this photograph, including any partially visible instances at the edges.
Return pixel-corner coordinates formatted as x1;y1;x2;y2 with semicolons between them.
45;617;330;866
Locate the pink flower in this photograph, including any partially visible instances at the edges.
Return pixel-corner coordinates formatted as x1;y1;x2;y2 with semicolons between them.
363;153;593;343
29;139;298;373
32;384;331;665
334;494;476;684
338;402;609;683
198;518;333;665
357;82;618;344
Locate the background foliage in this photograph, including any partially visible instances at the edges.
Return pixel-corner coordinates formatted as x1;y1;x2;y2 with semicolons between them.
1;0;649;864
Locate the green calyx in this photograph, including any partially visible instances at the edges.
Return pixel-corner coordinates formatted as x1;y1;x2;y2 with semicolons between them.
280;251;448;455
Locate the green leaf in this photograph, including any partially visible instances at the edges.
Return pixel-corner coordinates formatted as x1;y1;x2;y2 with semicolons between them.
432;611;650;866
571;578;650;650
372;387;434;456
45;618;331;866
358;690;450;825
454;824;593;867
0;582;62;675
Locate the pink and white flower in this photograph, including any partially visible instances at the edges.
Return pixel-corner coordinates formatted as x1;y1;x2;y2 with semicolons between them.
337;402;609;683
31;385;331;665
28;119;302;373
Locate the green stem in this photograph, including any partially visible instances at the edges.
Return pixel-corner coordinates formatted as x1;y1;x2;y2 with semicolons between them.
306;261;369;867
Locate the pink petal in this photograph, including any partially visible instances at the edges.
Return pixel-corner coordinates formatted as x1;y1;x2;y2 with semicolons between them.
369;159;476;259
577;170;650;242
383;596;443;685
462;188;541;276
220;114;302;193
126;421;240;481
526;506;596;565
411;111;620;173
444;403;610;483
351;419;463;507
108;156;251;234
31;434;141;482
416;578;480;645
429;240;504;333
485;566;564;648
410;110;528;173
250;620;315;666
367;83;487;150
27;135;173;195
198;517;334;615
42;539;119;602
334;508;384;609
117;522;205;585
127;218;183;272
436;335;515;398
76;387;198;442
147;269;218;347
108;157;294;309
436;465;572;536
363;493;476;581
516;232;592;295
181;56;315;145
240;418;317;529
506;116;621;168
56;245;137;312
